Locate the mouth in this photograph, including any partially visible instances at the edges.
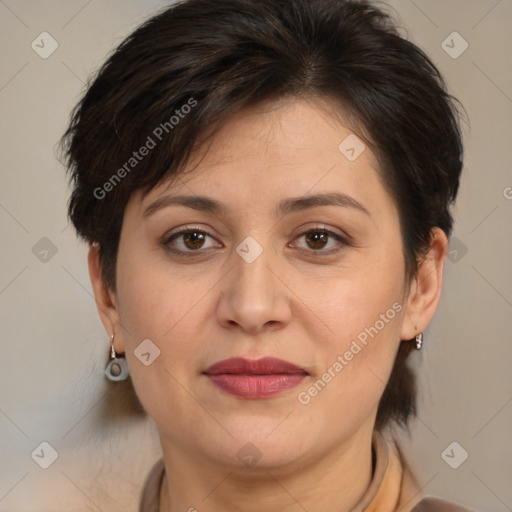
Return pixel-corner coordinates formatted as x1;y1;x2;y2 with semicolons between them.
203;357;308;399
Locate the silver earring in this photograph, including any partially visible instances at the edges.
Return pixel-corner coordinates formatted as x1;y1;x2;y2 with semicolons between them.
105;334;129;381
415;332;423;350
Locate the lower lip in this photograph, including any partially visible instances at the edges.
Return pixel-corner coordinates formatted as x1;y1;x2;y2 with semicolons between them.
206;374;307;398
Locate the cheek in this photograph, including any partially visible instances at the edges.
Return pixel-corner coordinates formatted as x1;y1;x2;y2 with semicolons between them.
298;290;403;431
114;253;213;376
115;234;196;335
309;243;405;346
296;249;405;412
113;261;203;425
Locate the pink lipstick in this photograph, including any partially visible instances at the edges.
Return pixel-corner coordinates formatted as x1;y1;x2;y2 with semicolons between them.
203;357;308;398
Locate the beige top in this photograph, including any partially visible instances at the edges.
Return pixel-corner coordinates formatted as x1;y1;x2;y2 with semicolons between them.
139;432;476;512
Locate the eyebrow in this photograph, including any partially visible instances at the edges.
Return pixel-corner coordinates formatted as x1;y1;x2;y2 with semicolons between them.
142;192;370;218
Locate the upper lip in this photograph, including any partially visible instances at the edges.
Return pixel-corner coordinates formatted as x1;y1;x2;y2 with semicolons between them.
203;357;308;375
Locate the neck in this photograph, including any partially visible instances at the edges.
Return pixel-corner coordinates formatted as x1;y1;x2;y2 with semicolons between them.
158;426;375;512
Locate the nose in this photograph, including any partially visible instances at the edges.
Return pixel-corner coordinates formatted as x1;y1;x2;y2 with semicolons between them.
215;240;292;335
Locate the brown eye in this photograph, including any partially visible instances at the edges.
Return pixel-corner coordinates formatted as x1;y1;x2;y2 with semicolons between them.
304;231;329;250
293;228;348;254
164;226;348;258
164;229;219;256
181;231;206;250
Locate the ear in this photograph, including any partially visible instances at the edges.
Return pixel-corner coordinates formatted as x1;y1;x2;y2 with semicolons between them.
88;243;125;354
400;227;449;341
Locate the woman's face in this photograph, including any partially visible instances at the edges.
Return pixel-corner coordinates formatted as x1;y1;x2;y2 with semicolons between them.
97;98;428;470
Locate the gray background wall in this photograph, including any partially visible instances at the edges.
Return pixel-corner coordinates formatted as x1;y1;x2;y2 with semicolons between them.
0;1;511;510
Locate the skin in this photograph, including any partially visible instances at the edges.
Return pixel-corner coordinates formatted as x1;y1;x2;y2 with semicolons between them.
88;97;448;512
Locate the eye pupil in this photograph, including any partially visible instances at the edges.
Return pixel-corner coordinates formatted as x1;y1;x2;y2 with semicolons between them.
306;231;328;250
184;231;205;249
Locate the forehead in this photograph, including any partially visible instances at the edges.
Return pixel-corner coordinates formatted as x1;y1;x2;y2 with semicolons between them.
187;97;375;169
130;97;392;219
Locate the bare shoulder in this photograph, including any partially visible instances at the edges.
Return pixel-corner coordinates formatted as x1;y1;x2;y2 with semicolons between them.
411;496;478;512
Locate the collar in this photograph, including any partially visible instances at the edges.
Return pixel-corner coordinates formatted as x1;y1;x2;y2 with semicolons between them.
351;429;405;511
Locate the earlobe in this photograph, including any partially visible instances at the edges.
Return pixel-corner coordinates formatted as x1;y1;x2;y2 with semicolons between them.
400;228;449;342
87;243;124;351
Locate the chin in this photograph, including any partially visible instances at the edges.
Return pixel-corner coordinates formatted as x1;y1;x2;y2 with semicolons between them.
203;422;312;470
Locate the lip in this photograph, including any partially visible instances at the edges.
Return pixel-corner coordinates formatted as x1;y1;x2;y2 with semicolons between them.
203;357;308;399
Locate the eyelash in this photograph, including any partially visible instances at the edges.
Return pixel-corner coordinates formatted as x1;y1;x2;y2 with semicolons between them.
162;225;351;258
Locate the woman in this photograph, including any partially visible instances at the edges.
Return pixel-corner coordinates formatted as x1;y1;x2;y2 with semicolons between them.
60;0;474;510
